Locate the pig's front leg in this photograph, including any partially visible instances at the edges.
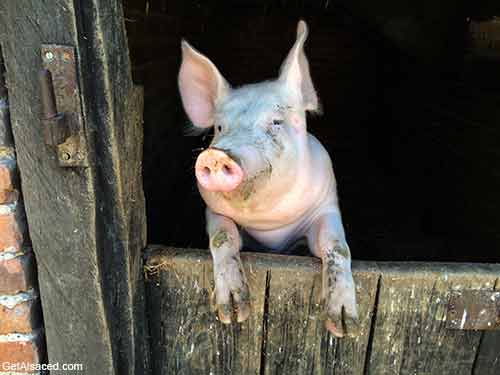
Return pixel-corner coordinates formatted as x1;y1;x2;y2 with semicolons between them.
308;211;359;337
206;208;251;324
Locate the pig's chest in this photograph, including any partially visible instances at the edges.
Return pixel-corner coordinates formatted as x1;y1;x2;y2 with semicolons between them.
201;181;324;233
242;217;315;252
201;176;332;251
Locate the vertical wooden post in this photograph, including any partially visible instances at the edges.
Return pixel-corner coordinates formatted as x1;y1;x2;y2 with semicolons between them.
0;1;149;374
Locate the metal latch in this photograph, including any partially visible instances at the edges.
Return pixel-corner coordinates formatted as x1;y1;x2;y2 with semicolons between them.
447;290;500;330
39;45;88;167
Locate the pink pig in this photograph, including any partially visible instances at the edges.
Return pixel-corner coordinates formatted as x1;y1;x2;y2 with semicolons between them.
178;20;359;337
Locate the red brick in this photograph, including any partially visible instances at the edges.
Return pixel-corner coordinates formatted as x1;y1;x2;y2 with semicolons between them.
0;254;33;294
0;298;41;334
0;189;18;204
0;158;16;192
0;333;43;373
0;210;24;252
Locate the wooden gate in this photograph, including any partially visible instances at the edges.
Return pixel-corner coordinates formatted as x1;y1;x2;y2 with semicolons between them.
145;247;500;375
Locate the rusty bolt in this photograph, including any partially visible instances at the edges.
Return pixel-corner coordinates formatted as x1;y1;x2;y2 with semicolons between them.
39;69;70;146
40;69;58;120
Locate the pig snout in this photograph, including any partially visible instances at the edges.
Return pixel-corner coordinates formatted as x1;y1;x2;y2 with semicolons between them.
195;148;244;192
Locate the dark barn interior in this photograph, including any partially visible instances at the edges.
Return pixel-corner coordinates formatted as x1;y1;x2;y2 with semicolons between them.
122;1;500;263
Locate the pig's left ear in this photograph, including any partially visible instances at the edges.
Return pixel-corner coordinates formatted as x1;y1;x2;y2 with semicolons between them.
178;40;230;129
279;20;319;112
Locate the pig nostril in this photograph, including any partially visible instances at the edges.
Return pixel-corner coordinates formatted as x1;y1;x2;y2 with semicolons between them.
202;166;211;177
222;165;232;176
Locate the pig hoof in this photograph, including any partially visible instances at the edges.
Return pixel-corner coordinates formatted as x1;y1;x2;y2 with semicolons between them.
216;290;251;324
214;257;251;324
217;304;234;324
236;299;251;322
323;271;359;337
325;315;344;337
325;310;360;338
344;316;361;337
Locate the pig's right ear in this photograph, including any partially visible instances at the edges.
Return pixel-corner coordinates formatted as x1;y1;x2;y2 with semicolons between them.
178;40;230;129
279;21;319;113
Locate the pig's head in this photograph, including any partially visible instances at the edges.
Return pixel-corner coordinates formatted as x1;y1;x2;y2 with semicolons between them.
178;21;319;204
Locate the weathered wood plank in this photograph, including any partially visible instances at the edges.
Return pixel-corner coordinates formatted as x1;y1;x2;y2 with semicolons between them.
367;263;500;375
67;0;151;373
145;246;267;375
263;258;321;375
319;267;379;375
0;2;114;373
146;248;500;375
145;246;380;375
473;277;500;375
0;1;148;374
263;257;379;375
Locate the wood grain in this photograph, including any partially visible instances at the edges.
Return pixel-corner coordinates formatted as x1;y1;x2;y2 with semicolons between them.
473;277;500;375
146;246;267;375
146;248;500;375
0;1;148;374
145;246;380;375
263;259;379;375
0;2;114;373
367;263;500;375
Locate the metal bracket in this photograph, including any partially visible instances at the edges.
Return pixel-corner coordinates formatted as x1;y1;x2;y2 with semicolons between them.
40;45;88;167
447;290;500;330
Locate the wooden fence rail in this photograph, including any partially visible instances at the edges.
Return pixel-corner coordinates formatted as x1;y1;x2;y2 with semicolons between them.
145;246;500;375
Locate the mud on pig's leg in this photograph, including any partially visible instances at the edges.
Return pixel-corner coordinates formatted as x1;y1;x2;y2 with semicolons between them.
308;211;359;337
206;208;251;324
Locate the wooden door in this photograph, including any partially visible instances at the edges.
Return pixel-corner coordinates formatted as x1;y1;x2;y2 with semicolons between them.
0;2;149;374
145;247;500;375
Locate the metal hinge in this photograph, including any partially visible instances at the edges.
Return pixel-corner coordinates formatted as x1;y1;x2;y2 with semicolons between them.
447;290;500;330
39;45;88;167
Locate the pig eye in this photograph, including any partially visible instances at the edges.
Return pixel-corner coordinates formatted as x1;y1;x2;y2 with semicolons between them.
216;125;222;133
268;119;283;135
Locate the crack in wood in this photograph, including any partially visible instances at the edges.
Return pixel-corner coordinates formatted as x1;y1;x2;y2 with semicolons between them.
259;270;271;375
363;274;382;375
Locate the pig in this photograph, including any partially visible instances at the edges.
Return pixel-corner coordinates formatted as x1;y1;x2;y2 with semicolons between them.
178;20;358;337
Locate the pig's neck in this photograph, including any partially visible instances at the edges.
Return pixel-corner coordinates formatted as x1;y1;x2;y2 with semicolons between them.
200;133;336;235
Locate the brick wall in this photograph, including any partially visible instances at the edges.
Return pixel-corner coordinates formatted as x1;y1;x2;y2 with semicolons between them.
0;51;45;374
